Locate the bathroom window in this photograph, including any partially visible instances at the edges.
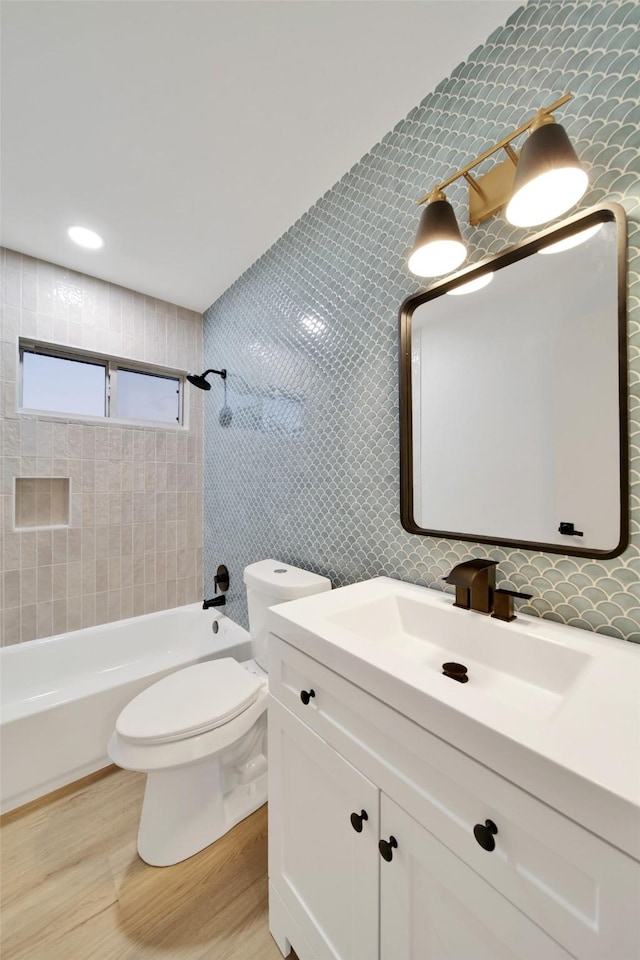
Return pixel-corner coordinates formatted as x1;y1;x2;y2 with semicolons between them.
20;342;183;425
113;368;181;424
22;349;107;417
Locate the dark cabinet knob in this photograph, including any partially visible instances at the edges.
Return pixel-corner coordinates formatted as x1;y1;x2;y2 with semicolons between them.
350;809;368;833
473;819;498;851
378;836;398;862
300;689;316;705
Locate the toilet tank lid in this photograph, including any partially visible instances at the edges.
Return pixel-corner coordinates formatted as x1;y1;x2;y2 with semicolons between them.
243;559;331;600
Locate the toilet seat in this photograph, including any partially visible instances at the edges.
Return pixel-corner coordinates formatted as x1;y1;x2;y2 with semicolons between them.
109;685;268;773
116;658;264;745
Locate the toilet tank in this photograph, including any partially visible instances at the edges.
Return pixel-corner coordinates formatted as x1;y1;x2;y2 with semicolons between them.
243;560;331;671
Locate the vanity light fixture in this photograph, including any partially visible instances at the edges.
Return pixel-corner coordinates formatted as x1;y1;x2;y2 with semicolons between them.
408;94;587;277
505;114;588;227
407;189;467;278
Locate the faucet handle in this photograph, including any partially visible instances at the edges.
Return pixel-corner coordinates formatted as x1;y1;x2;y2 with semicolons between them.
492;588;532;623
214;564;229;594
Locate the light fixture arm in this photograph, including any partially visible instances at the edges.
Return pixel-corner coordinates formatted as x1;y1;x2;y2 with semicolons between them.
416;92;573;206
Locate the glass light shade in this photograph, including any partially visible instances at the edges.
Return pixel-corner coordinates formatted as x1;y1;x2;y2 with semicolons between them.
408;198;467;277
446;271;494;295
505;121;587;227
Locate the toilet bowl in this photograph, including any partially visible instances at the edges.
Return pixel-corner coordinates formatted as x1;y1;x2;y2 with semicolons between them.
108;560;331;866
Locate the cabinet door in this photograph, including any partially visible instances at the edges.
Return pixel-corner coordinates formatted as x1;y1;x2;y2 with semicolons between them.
380;795;573;960
269;698;379;960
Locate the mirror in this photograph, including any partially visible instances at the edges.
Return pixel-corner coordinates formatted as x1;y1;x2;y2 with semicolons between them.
399;204;628;558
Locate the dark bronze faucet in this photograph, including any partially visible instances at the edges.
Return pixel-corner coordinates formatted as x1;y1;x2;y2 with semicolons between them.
443;559;532;620
203;595;225;609
443;559;498;614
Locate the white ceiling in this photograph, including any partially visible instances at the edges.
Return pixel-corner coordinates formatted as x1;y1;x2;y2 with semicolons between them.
1;1;522;312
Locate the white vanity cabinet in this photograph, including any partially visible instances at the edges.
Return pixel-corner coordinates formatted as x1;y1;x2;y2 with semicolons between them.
267;633;640;960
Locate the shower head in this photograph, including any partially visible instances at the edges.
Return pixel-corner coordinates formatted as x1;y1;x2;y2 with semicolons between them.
186;368;227;391
187;373;211;391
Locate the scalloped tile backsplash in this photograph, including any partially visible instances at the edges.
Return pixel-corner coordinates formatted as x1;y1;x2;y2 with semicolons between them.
203;0;640;642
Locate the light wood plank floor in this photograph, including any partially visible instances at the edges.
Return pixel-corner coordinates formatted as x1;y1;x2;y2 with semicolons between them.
1;767;296;960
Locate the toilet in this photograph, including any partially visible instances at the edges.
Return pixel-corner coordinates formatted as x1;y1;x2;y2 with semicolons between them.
108;560;331;866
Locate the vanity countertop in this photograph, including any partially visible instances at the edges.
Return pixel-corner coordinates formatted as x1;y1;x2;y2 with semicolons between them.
268;577;640;859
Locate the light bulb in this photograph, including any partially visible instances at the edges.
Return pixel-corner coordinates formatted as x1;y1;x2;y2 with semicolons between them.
408;239;467;277
506;167;588;227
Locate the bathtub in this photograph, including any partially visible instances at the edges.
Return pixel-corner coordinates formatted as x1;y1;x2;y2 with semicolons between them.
0;604;252;814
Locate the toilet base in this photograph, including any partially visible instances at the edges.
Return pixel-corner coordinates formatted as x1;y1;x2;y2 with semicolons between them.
134;712;268;866
138;759;268;866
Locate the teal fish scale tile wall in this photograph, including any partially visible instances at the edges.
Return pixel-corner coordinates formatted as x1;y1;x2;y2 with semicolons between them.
203;0;640;642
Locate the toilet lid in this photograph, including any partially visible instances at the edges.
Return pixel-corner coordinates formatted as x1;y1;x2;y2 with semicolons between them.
116;659;264;744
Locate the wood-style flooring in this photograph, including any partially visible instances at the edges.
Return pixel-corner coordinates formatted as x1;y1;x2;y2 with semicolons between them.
0;767;295;960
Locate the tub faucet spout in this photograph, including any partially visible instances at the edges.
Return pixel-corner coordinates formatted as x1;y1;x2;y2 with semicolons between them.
203;596;226;609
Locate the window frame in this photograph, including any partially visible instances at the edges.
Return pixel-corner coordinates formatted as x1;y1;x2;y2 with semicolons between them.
18;340;187;429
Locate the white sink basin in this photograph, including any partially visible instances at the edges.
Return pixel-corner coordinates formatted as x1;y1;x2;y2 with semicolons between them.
326;590;592;720
268;576;639;740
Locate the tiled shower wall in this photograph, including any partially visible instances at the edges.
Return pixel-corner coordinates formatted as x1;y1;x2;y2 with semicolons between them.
204;0;640;642
0;249;203;645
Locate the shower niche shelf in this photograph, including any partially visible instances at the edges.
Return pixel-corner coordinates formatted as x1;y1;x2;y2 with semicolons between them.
14;477;70;530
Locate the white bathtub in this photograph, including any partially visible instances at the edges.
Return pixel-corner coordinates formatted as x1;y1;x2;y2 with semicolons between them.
0;604;252;814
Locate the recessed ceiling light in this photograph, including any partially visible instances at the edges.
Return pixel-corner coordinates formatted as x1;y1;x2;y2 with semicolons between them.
67;225;104;249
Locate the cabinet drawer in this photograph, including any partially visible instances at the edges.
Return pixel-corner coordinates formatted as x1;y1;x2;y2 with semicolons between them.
269;633;640;960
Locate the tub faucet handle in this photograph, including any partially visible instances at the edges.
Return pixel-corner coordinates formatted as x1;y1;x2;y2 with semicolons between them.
214;565;229;594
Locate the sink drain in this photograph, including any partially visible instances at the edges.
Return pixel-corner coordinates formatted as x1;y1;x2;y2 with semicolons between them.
442;661;469;683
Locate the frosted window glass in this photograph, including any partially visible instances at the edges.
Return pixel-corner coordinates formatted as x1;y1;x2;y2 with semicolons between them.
22;351;106;416
116;369;180;423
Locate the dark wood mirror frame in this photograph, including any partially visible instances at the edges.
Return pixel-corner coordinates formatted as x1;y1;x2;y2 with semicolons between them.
399;203;629;559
